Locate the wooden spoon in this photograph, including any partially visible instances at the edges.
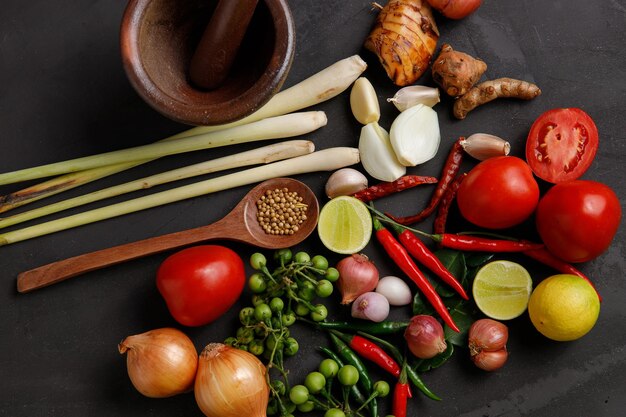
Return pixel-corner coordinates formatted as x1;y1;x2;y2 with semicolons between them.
17;178;319;293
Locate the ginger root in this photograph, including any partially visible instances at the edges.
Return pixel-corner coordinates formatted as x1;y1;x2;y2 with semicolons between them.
365;0;440;86
453;78;541;119
431;44;487;97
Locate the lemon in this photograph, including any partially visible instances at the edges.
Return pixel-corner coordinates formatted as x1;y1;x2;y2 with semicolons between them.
528;274;600;341
472;260;533;320
317;196;372;254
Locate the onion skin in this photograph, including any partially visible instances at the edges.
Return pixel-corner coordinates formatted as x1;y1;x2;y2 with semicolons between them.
468;319;509;371
118;328;198;398
337;254;380;304
426;0;482;19
195;343;269;417
404;315;447;359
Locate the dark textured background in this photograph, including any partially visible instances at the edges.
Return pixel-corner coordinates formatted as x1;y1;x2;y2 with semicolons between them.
1;1;625;416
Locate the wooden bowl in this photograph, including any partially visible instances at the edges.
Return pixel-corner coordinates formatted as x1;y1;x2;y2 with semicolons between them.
120;0;295;126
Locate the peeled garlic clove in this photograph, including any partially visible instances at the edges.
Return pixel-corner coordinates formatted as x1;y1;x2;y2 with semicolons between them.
325;168;369;198
350;77;381;125
387;86;441;112
358;122;406;182
390;104;441;166
460;133;511;161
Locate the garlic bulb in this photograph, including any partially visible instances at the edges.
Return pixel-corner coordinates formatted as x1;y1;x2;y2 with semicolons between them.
387;86;440;111
195;343;269;417
390;104;441;166
460;133;511;161
350;77;381;125
118;328;198;398
358;122;406;182
325;168;368;198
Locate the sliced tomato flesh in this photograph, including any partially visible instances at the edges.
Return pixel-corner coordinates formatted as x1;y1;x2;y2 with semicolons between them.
526;108;598;183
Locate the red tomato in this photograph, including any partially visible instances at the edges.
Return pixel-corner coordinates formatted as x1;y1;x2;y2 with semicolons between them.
426;0;482;19
526;108;599;183
156;245;245;326
536;180;621;263
456;156;540;229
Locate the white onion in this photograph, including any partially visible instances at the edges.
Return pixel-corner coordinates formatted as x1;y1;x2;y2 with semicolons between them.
375;275;412;306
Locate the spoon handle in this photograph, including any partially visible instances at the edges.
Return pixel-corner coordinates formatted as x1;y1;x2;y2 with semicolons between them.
16;220;233;293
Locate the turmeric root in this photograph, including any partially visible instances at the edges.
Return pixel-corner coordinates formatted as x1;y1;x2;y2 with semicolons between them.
431;44;487;97
365;0;439;86
453;78;541;119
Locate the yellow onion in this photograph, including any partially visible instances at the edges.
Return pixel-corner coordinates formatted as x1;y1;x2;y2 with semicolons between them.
118;327;198;398
195;343;269;417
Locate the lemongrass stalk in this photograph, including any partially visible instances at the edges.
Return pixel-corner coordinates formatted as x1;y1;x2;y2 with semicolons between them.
0;55;367;212
0;147;360;246
0;140;315;229
0;112;326;186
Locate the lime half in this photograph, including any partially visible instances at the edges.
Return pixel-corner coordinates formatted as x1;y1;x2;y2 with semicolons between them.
472;260;533;320
317;196;372;254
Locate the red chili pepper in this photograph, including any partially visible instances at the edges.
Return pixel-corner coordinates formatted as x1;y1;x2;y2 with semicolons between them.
434;173;466;235
388;138;464;225
434;234;545;252
523;248;602;302
391;224;468;300
392;362;412;417
352;175;438;202
331;330;401;377
372;217;460;332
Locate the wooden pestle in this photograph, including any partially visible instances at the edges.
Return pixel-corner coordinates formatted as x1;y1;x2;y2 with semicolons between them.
189;0;259;90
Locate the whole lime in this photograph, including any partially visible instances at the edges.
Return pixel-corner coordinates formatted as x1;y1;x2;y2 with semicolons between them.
528;274;600;341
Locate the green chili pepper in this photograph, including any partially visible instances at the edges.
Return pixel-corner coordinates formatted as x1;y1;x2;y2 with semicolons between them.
315;320;410;334
329;333;378;417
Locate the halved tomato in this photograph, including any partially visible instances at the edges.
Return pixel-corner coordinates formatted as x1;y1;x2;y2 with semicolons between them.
525;108;598;183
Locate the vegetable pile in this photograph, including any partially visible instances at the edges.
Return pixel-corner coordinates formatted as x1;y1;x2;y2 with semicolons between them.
6;2;623;417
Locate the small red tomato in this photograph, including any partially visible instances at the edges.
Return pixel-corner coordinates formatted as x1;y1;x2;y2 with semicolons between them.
426;0;482;19
536;180;621;263
156;245;245;326
456;156;540;229
526;108;599;183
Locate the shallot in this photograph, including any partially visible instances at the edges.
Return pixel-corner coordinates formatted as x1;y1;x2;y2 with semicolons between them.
468;318;509;371
336;254;380;304
375;275;412;306
404;315;447;359
351;291;390;322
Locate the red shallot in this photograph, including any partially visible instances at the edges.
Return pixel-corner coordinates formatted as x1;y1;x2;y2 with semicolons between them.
336;254;380;304
468;318;509;371
404;315;447;359
351;291;390;322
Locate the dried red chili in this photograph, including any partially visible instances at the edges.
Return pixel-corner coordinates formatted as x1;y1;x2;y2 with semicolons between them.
372;217;460;332
433;173;466;235
523;248;602;301
352;175;437;202
389;137;464;225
